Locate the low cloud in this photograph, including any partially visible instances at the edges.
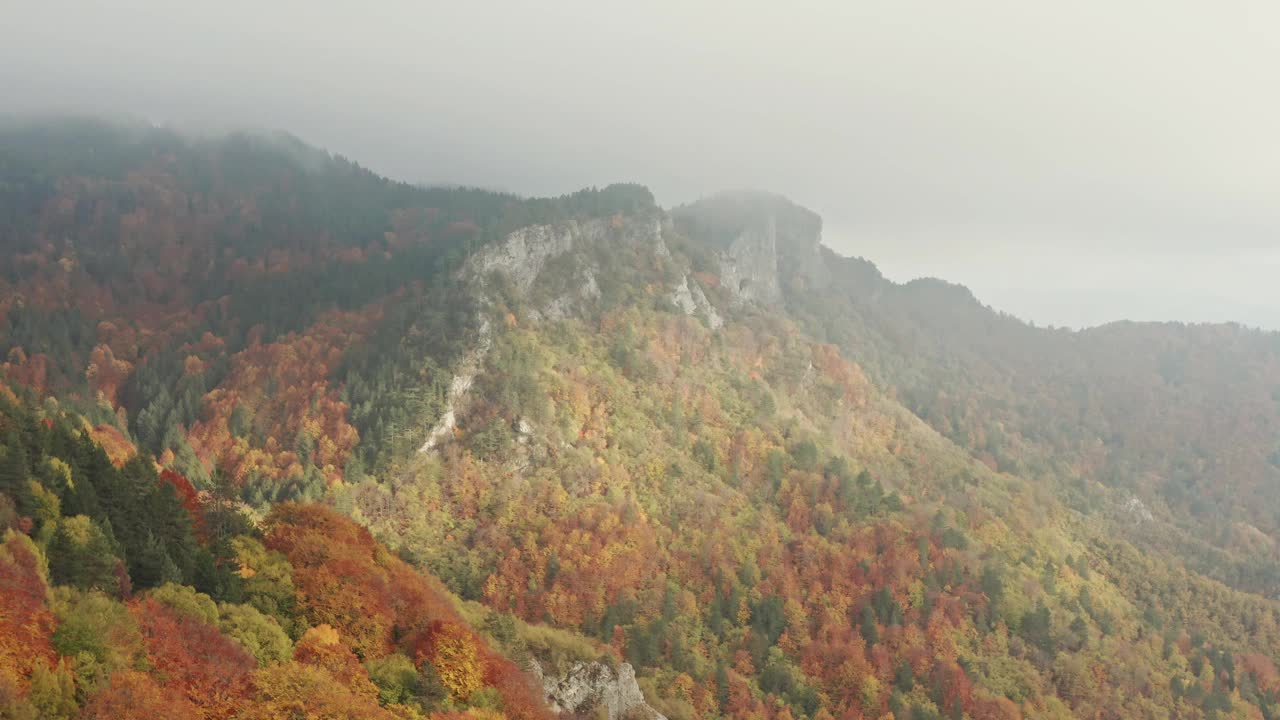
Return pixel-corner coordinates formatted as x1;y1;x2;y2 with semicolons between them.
4;0;1277;327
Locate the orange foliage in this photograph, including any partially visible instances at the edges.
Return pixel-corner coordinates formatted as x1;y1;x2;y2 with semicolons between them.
970;695;1023;720
1241;652;1280;695
131;597;256;720
293;624;380;700
81;670;203;720
1;348;48;395
86;344;133;404
86;423;136;466
693;271;720;289
159;469;206;539
187;307;374;487
445;220;480;236
811;343;869;407
413;620;484;700
0;532;56;691
264;504;551;719
183;354;207;376
483;500;659;628
243;662;400;720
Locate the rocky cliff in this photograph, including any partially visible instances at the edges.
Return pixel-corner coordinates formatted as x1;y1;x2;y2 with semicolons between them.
533;661;667;720
672;190;829;307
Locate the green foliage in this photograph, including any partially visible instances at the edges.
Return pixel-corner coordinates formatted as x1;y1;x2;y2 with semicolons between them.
517;620;604;673
147;582;219;624
49;588;144;694
366;653;425;705
692;439;717;473
1019;601;1056;655
789;439;819;472
751;596;786;648
861;605;880;647
26;660;77;720
217;602;293;666
47;516;120;593
229;535;301;638
25;480;60;538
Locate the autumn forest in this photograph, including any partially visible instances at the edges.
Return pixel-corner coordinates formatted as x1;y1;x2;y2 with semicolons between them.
2;118;1279;720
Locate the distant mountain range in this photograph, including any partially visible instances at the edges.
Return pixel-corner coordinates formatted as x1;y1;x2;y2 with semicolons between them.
979;286;1280;332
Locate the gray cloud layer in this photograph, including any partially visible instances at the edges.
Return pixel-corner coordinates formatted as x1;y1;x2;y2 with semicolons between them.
4;0;1278;328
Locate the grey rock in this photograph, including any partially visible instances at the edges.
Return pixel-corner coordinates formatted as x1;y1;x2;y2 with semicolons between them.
670;275;723;329
533;661;667;720
718;214;782;306
419;318;491;453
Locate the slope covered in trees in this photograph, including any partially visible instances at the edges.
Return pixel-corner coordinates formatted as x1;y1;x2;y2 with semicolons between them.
0;117;653;488
345;233;1280;719
3;118;1280;720
0;385;556;718
672;195;1280;599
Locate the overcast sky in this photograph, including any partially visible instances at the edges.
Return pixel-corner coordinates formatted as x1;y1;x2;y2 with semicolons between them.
4;0;1278;329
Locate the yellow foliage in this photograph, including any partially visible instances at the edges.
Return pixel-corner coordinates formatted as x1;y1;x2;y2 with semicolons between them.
304;624;342;647
860;674;881;710
427;623;484;701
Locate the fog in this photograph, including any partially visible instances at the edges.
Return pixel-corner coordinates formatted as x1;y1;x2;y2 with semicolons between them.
4;0;1278;329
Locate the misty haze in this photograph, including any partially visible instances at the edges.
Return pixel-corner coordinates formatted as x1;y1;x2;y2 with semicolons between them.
2;3;1279;720
5;0;1278;329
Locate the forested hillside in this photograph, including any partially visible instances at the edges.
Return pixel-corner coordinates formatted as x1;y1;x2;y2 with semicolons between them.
3;118;1280;720
0;385;559;718
706;203;1280;599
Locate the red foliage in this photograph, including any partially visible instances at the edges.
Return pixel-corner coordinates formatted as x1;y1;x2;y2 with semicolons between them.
481;499;660;628
1241;652;1280;695
445;220;480;236
264;503;552;718
0;348;48;395
130;597;256;720
186;307;373;487
0;533;56;690
159;468;206;539
934;660;975;717
81;670;203;720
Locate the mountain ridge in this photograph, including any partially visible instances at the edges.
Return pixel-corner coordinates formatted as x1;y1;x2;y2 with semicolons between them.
3;118;1280;720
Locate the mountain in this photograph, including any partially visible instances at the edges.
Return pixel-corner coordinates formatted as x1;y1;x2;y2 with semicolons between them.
980;287;1280;335
3;117;1280;720
745;220;1280;599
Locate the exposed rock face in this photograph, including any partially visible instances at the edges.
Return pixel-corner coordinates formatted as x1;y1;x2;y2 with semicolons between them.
718;214;782;306
533;661;667;720
1123;495;1155;524
471;220;585;295
670;275;723;329
422;214;670;453
673;190;830;307
471;217;666;292
419;318;491;453
776;216;831;293
541;267;601;322
470;215;667;318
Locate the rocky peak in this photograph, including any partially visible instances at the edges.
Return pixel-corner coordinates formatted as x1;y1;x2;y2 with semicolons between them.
672;190;829;306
